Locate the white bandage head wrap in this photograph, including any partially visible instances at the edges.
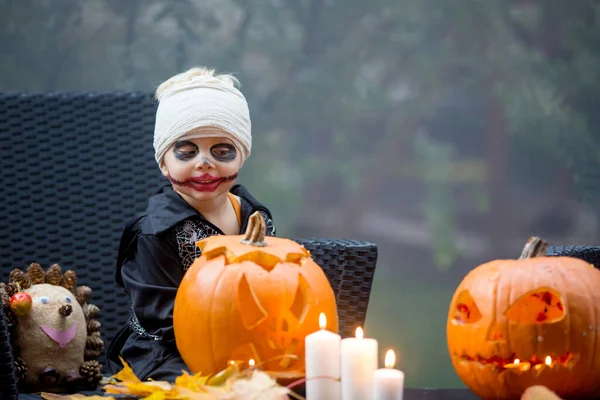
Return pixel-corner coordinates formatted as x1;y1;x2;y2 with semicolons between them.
153;68;251;167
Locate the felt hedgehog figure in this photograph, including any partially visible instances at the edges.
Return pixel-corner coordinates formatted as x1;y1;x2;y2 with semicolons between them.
0;262;104;392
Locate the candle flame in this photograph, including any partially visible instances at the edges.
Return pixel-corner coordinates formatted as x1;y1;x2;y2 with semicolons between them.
249;359;255;368
385;349;396;368
545;356;551;366
514;358;520;365
355;327;364;339
319;313;327;330
229;360;235;365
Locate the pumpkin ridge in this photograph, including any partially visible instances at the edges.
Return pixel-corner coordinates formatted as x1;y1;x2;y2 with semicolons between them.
504;264;513;353
555;265;571;384
576;262;598;388
533;264;542;364
207;263;228;373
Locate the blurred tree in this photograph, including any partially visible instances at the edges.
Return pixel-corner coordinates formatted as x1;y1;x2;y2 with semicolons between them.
1;0;598;253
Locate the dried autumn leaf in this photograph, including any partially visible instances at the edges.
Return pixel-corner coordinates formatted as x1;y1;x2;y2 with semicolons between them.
174;371;210;392
104;380;177;398
142;392;167;400
205;362;242;386
102;357;302;400
41;395;116;400
175;387;229;400
113;356;142;384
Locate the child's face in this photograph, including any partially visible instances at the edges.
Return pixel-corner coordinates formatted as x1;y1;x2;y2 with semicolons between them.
160;136;242;205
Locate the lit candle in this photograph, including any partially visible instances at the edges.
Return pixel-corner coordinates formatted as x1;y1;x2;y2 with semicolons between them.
373;349;404;400
340;327;378;400
305;313;341;400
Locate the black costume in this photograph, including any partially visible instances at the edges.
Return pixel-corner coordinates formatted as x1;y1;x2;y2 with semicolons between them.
106;183;275;381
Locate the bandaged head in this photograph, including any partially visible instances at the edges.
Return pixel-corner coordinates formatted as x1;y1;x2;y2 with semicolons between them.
153;68;252;167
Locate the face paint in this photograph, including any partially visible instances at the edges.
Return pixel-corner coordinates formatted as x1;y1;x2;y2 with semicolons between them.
168;172;239;192
210;143;237;162
197;156;214;167
173;140;198;161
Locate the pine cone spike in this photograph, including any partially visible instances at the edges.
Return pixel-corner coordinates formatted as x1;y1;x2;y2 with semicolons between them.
4;306;15;327
27;263;45;285
86;319;101;334
45;264;62;285
14;357;28;383
6;282;20;297
0;283;10;306
9;269;31;289
60;270;77;292
75;286;92;305
80;360;103;385
86;335;104;351
83;303;100;319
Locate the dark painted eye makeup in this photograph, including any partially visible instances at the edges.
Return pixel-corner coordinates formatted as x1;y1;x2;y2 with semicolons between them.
174;140;198;161
210;143;237;162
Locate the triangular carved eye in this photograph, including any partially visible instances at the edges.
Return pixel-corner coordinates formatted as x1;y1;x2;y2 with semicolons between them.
289;274;311;325
238;273;268;330
504;288;565;324
453;290;482;324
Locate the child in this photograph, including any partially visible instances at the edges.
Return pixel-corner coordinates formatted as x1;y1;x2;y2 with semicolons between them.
106;67;276;381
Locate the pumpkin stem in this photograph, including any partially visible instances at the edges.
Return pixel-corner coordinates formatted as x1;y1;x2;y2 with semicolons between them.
240;211;268;247
518;236;548;260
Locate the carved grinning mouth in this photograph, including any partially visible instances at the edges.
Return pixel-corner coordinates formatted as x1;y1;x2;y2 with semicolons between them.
453;352;578;370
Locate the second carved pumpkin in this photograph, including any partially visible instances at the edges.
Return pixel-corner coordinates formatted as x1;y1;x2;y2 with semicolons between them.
173;212;338;377
447;236;600;400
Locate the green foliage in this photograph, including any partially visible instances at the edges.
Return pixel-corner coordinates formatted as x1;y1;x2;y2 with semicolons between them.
414;132;460;271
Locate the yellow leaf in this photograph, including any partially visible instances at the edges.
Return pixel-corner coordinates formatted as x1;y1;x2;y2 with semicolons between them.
143;393;167;400
205;362;241;386
174;371;209;392
113;356;141;384
41;395;116;400
105;381;172;397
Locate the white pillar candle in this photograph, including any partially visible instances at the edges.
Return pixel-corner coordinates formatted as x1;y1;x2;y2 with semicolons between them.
373;350;404;400
340;327;378;400
305;313;341;400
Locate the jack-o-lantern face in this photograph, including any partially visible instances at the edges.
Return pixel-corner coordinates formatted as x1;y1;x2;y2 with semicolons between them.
447;237;600;400
174;212;338;378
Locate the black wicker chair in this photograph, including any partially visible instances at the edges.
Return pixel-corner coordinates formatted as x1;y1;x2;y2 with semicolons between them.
0;92;378;398
0;304;18;400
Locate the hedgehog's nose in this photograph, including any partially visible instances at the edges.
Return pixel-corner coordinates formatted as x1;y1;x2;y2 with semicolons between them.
59;304;72;317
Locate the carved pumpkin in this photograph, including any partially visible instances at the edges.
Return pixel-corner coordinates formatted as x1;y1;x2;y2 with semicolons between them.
447;236;600;400
173;211;338;378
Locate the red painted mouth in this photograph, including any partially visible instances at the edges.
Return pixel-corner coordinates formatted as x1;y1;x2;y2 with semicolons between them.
169;173;238;192
453;352;577;369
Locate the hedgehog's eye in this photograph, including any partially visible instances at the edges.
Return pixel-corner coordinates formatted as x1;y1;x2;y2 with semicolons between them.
40;296;49;304
65;296;72;303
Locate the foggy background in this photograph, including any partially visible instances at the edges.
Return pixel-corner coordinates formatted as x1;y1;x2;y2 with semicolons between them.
2;0;599;388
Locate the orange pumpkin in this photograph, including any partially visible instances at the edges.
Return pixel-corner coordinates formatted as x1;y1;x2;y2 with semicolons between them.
173;211;338;378
447;236;600;400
